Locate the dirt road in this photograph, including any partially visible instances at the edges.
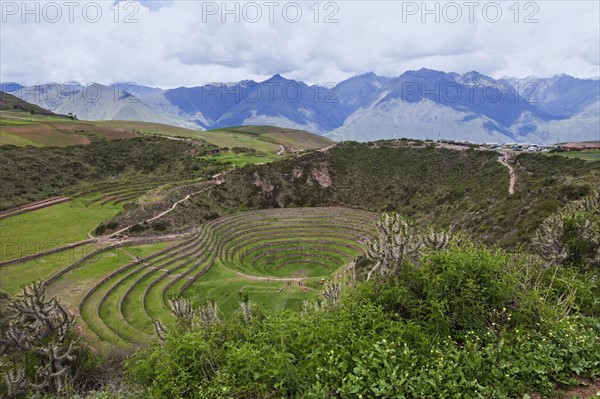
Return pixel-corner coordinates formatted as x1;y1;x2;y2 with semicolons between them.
498;153;516;195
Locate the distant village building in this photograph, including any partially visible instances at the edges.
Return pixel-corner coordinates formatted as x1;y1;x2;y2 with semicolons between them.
561;142;600;151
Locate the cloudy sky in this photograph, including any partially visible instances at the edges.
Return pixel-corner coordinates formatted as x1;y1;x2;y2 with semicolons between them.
1;0;599;88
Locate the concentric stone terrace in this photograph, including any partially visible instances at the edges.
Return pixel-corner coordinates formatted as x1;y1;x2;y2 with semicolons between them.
73;207;376;347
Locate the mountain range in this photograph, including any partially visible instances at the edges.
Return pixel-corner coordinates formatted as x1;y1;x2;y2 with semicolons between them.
3;69;599;144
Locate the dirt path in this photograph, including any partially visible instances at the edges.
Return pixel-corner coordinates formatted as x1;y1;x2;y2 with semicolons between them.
498;153;516;195
277;144;286;155
319;143;337;153
109;185;215;237
146;187;213;223
230;268;304;283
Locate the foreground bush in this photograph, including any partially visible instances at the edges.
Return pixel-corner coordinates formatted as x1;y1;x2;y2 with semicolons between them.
127;246;600;398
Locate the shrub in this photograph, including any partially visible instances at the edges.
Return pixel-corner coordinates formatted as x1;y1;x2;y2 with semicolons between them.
126;244;600;398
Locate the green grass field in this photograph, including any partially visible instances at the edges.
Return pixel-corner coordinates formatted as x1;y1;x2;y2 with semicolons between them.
0;132;42;146
0;119;33;126
183;260;318;316
0;197;123;262
544;150;600;161
202;151;279;166
0;244;98;295
197;130;281;152
101;121;332;154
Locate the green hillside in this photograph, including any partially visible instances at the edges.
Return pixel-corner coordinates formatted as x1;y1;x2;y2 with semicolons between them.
0;91;56;115
1;93;333;159
101;141;599;248
0;137;227;210
101;121;334;153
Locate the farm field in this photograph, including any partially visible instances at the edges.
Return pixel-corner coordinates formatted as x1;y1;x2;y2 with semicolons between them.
1;99;331;154
0;110;139;146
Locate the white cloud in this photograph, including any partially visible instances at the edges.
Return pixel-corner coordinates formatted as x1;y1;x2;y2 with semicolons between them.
1;0;598;88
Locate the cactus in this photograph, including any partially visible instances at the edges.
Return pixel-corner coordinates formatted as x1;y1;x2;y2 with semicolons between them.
321;282;342;308
168;297;194;330
3;365;27;398
366;214;465;280
239;293;252;324
0;281;76;395
366;213;421;280
532;214;569;267
533;191;599;269
153;320;168;342
195;301;220;329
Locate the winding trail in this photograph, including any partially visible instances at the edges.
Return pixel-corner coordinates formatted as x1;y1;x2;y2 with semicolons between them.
146;187;213;223
110;185;215;237
498;153;516;195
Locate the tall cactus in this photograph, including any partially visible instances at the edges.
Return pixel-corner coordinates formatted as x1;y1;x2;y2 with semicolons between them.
532;214;569;267
366;214;463;280
421;227;452;251
0;281;76;396
366;213;421;280
152;320;168;342
533;191;599;269
239;293;252;324
168;297;194;330
321;282;342;308
195;301;220;329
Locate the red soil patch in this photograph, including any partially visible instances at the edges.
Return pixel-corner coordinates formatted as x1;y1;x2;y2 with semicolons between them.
2;124;90;146
1;120;140;147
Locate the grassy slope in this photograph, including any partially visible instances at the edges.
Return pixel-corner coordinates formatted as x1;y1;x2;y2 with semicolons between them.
0;197;123;261
1;96;332;152
0;244;98;294
0;91;55;115
46;242;172;309
102;122;333;152
544;150;600;161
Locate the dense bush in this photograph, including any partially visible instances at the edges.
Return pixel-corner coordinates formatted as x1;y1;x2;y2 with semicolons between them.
0;137;227;210
127;245;600;398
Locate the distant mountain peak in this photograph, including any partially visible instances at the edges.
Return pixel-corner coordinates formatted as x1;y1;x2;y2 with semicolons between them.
9;70;598;145
399;68;453;80
355;72;378;79
265;73;289;82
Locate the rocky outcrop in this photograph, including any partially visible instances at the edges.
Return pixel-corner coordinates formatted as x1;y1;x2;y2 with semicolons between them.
252;172;274;193
309;162;332;188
